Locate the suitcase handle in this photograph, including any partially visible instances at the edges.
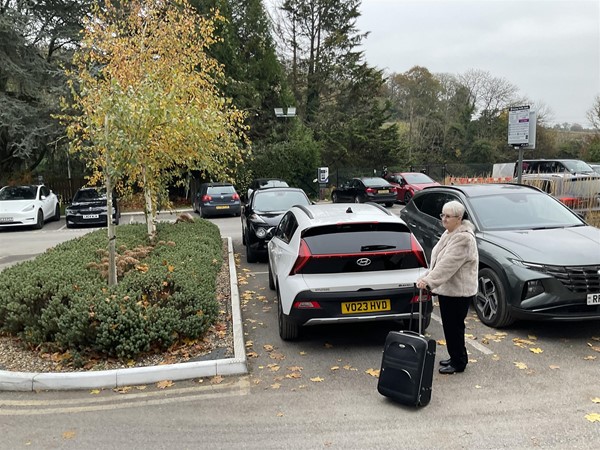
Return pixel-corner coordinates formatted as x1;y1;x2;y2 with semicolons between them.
410;284;428;335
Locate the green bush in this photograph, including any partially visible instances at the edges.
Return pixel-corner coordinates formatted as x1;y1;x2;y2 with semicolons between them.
0;220;223;360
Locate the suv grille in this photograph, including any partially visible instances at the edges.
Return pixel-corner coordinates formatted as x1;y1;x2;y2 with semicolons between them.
535;264;600;293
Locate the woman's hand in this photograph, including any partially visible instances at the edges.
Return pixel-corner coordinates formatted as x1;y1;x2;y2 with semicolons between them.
416;279;428;290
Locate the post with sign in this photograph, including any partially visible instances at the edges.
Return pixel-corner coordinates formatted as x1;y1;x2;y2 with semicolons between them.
317;167;329;201
508;106;536;183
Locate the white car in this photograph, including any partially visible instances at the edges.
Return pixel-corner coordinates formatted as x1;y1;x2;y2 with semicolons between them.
267;203;431;340
0;185;60;229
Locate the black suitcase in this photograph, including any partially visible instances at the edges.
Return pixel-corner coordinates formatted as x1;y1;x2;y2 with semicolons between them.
377;288;436;407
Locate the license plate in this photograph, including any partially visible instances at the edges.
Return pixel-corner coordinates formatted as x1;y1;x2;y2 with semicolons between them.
83;214;99;219
0;217;12;222
378;190;389;194
216;205;230;210
587;293;600;305
341;299;391;314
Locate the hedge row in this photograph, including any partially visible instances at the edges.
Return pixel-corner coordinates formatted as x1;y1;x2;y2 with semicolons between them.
0;220;223;360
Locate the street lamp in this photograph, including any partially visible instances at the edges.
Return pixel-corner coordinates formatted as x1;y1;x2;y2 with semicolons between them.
274;107;296;118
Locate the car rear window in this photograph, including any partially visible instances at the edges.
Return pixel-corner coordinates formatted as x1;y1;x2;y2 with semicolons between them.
74;189;105;201
207;186;235;195
253;191;309;212
296;222;423;274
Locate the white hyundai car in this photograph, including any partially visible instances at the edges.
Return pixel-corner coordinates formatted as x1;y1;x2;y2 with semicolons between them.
0;185;60;229
267;203;431;340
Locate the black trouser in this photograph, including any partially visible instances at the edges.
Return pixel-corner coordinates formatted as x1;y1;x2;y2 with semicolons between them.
438;295;473;370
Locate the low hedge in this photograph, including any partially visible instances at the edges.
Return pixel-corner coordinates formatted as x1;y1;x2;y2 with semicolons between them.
0;219;223;360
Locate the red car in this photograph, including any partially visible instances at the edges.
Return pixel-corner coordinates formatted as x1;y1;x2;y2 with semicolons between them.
385;172;441;204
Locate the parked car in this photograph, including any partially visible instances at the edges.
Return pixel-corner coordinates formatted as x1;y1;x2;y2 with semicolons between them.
400;183;600;328
590;164;600;175
267;203;431;340
519;159;597;176
331;177;396;206
246;178;289;201
65;187;120;228
0;185;60;229
242;187;311;263
385;172;441;204
193;182;241;218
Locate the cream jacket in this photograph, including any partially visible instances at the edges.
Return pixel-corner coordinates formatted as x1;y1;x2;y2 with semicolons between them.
420;222;479;297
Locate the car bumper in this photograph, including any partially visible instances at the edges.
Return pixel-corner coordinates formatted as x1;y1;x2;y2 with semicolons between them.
0;211;37;227
66;213;113;226
366;193;398;204
286;287;433;326
201;204;241;217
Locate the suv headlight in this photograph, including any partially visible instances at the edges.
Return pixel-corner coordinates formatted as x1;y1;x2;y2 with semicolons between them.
255;227;268;238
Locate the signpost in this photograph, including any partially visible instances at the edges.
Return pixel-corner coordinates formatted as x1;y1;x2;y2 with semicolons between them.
317;167;329;200
508;106;537;183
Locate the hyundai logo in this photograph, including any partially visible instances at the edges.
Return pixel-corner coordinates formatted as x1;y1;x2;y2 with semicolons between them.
356;258;372;267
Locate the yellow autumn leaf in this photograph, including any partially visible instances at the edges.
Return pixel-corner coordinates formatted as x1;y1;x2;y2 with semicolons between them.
514;362;528;370
528;335;538;340
437;339;446;346
285;372;301;379
529;347;543;354
584;413;600;422
583;355;597;360
591;397;600;403
277;412;284;417
475;385;482;389
62;431;76;440
211;375;223;385
330;366;340;371
299;351;307;355
271;383;281;389
167;265;175;272
492;354;500;361
287;366;303;372
268;364;280;372
242;268;251;272
549;365;560;370
135;385;147;390
263;344;274;352
246;351;259;358
245;340;253;347
310;376;324;382
156;380;174;389
365;368;380;378
90;389;101;395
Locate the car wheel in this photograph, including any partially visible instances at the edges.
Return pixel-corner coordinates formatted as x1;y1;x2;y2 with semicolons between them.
268;261;275;290
242;228;246;245
246;234;258;263
53;203;61;221
475;268;514;327
34;210;44;229
385;202;394;207
354;195;361;203
278;288;299;340
332;192;338;203
404;191;412;204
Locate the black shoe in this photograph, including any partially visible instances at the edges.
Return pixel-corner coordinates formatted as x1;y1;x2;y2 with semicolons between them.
439;358;452;367
439;365;465;374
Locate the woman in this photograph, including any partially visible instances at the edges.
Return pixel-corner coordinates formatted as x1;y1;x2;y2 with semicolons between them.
416;200;479;374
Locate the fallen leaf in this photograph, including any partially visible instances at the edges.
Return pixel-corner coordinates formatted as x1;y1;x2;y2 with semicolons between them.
549;365;560;370
468;358;478;363
324;343;333;349
310;376;324;382
591;336;600;342
113;386;132;394
62;431;76;440
492;354;500;361
528;335;538;340
263;344;274;352
242;268;251;272
246;351;259;358
529;347;544;354
475;385;482;389
285;372;301;379
277;412;284;417
135;385;147;390
269;352;285;360
299;351;307;356
495;332;508;336
437;339;446;346
584;355;597;360
271;383;281;389
365;368;380;377
330;366;340;371
245;340;253;348
287;366;303;372
591;397;600;404
268;364;280;372
465;334;475;339
585;413;600;423
90;389;101;395
210;375;223;385
156;380;174;389
514;362;528;370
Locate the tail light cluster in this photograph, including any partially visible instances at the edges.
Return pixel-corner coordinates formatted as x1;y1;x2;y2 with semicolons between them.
290;235;429;276
202;193;240;202
365;187;396;194
410;290;433;303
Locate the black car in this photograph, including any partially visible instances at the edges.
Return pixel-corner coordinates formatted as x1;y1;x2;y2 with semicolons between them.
193;182;241;218
65;187;120;228
246;178;289;201
400;183;600;327
331;177;397;206
241;187;311;263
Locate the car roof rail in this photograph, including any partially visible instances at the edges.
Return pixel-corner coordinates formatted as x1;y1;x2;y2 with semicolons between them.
294;204;314;219
365;202;392;216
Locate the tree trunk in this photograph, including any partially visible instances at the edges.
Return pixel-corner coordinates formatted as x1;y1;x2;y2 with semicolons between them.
105;115;117;286
142;165;157;240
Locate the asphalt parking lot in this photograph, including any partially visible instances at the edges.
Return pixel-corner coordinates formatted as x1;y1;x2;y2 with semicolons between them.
1;206;599;448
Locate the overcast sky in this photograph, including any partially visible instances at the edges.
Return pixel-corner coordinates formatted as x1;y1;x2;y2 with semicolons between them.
356;0;600;127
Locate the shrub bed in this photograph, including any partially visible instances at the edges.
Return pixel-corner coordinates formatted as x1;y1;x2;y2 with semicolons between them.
0;220;223;360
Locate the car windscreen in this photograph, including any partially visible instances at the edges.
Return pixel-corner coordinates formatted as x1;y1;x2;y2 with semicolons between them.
562;160;595;174
207;186;235;195
469;192;585;231
253;191;309;212
403;173;435;184
0;186;36;200
74;189;105;201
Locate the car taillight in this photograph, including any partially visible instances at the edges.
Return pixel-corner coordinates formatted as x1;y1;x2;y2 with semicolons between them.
366;187;376;194
232;193;240;200
389;186;396;193
293;301;322;309
410;234;428;268
410;291;432;303
202;194;212;202
290;239;311;275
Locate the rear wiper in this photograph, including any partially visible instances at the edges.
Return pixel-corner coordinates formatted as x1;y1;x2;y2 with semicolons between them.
361;245;396;251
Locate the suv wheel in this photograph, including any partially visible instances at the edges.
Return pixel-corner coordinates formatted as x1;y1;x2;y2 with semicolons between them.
34;210;44;229
404;191;412;204
53;203;61;221
475;268;514;327
278;289;299;340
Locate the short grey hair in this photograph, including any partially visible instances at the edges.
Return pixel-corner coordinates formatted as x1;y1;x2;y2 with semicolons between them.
442;200;465;219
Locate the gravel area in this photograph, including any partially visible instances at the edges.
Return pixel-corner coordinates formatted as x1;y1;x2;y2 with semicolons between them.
0;239;234;373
